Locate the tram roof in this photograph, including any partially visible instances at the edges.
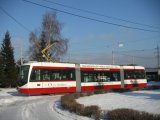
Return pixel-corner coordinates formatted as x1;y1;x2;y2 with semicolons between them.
22;62;145;69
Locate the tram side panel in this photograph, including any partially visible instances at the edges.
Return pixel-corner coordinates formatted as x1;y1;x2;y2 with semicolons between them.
123;66;147;88
80;67;122;92
24;66;76;94
18;63;147;95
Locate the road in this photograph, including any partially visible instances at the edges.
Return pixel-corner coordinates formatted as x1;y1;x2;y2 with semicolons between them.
0;89;91;120
0;95;66;120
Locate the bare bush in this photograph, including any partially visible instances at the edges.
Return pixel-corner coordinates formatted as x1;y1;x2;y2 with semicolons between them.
61;93;101;120
83;105;101;120
107;108;160;120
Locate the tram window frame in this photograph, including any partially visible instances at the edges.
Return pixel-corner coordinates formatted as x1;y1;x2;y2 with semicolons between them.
81;71;120;82
19;65;30;85
134;70;145;79
124;70;145;79
30;69;41;81
30;68;75;82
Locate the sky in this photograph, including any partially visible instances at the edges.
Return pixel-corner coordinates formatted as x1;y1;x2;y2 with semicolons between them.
0;0;160;67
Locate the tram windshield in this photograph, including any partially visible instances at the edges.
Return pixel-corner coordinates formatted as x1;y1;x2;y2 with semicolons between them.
18;65;30;86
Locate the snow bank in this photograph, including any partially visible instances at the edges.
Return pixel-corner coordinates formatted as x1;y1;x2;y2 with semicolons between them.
77;90;160;114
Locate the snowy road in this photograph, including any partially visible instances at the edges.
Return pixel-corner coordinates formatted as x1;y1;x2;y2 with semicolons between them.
0;89;92;120
0;93;63;120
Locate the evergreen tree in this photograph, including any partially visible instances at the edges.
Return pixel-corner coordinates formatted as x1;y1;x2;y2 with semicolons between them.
0;50;5;87
1;31;18;87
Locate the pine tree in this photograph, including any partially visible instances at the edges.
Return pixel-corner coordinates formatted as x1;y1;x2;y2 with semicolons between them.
0;50;5;87
1;31;18;87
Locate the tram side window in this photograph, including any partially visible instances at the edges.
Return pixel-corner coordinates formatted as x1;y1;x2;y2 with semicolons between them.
110;72;120;81
41;69;51;80
124;71;134;79
50;70;75;80
124;70;145;79
30;69;41;81
96;72;110;82
82;72;95;82
30;68;75;82
134;70;145;79
81;71;120;82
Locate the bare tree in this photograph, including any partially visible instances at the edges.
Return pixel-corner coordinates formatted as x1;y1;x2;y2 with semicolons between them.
28;11;68;62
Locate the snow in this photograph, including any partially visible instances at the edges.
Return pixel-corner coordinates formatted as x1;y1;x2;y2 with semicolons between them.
76;81;160;114
0;88;92;120
0;81;160;120
77;90;160;114
0;88;50;107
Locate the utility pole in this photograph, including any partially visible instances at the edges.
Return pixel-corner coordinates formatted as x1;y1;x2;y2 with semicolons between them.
112;42;124;65
157;45;160;68
157;45;160;81
132;56;134;65
112;51;115;65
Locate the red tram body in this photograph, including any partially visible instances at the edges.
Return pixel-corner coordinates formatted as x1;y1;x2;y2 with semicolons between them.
17;62;147;95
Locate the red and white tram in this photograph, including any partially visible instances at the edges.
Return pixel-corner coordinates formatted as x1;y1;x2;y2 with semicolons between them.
17;62;147;95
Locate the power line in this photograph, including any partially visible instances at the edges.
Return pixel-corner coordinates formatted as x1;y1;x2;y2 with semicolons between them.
115;48;156;53
23;0;160;33
115;52;155;59
42;0;159;30
0;6;30;32
156;45;160;68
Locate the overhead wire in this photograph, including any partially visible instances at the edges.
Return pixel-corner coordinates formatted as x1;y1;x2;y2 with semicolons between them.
23;0;160;33
114;48;156;53
0;6;30;32
42;0;159;30
115;52;155;59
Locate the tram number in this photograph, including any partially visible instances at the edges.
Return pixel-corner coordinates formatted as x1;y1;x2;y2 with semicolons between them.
47;83;67;87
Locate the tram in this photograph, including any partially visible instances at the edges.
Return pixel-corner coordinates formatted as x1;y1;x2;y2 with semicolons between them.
17;62;147;95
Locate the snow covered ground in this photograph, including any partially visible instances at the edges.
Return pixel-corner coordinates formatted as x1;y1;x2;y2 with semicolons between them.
77;89;160;114
0;81;160;120
0;89;92;120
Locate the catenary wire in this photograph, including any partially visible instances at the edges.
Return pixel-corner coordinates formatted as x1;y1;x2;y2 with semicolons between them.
23;0;160;33
0;6;30;32
42;0;159;30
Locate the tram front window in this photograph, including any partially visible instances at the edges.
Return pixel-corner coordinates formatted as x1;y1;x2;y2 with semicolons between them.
18;65;30;86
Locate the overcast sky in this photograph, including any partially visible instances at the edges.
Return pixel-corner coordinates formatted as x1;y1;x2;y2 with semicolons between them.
0;0;160;67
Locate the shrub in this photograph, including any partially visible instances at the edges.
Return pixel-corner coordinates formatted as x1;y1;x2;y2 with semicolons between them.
75;103;85;115
112;88;131;93
94;89;106;94
83;105;101;120
61;94;76;111
61;87;160;120
107;108;160;120
72;93;81;99
61;93;101;120
86;91;94;96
